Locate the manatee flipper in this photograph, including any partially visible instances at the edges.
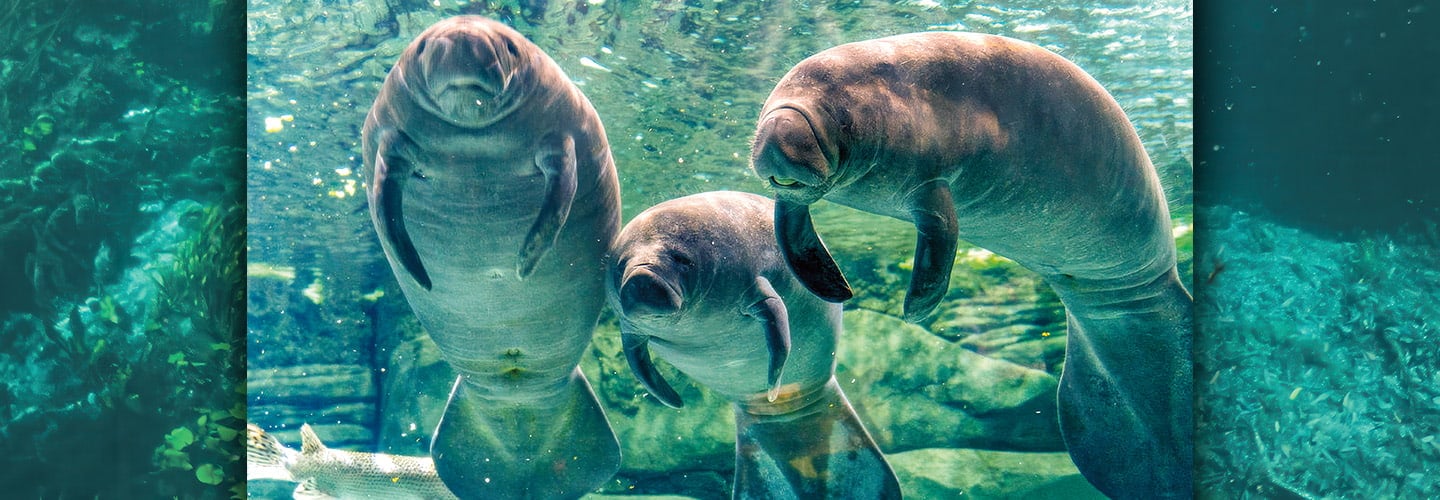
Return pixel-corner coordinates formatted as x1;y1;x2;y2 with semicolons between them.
775;200;852;303
431;370;621;500
620;319;684;408
371;128;432;290
519;133;578;278
902;181;959;322
733;378;902;500
746;275;791;400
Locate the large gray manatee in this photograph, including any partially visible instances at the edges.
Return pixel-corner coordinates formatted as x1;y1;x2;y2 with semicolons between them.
606;191;902;499
363;16;621;499
750;32;1193;498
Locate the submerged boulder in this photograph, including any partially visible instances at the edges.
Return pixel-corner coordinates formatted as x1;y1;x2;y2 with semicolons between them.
837;309;1065;452
889;448;1104;499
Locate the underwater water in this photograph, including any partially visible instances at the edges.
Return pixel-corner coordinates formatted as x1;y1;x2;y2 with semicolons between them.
0;0;246;498
1197;0;1440;235
1193;2;1440;498
246;1;1191;499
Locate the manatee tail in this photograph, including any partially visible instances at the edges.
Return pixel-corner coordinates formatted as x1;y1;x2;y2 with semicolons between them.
1051;267;1193;498
246;423;297;482
431;369;621;500
733;378;901;500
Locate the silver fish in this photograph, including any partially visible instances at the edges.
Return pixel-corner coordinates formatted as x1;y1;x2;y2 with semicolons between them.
246;423;458;500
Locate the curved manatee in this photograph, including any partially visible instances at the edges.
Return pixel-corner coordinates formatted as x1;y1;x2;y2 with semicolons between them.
750;32;1193;498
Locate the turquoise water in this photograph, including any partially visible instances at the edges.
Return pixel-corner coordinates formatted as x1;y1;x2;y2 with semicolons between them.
0;1;245;498
246;1;1191;498
1193;2;1440;498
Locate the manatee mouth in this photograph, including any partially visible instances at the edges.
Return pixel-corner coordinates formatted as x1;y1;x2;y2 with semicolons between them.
769;176;806;189
431;72;507;106
440;80;498;98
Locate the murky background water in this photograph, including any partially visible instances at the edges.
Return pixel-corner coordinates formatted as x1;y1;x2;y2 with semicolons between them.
246;1;1191;498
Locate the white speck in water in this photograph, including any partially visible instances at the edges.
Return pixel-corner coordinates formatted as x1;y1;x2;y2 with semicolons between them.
579;56;611;72
122;107;152;120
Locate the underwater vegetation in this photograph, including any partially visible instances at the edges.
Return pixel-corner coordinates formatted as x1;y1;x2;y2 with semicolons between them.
1195;207;1440;498
0;0;246;497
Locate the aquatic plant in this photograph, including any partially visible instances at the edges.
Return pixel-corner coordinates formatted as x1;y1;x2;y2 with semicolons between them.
144;201;247;499
0;2;74;141
0;0;245;496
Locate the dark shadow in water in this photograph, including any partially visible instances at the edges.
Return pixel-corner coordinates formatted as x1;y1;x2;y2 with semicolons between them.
1196;0;1440;238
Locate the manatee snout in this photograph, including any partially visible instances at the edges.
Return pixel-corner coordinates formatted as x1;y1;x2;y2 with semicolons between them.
618;265;683;317
417;27;518;105
752;108;830;202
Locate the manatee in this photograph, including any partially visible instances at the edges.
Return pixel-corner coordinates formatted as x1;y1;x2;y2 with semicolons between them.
363;16;621;499
606;191;902;499
749;32;1193;498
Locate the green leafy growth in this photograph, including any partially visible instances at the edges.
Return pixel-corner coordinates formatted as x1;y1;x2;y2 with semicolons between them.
195;463;224;485
145;202;246;495
164;426;195;449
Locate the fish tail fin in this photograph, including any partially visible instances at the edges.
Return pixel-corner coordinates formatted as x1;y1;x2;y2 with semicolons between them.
246;423;297;482
431;369;621;499
733;378;901;499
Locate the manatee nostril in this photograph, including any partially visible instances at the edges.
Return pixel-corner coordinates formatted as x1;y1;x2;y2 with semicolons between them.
415;39;428;56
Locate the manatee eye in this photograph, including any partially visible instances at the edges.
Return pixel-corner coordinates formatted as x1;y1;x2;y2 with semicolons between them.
770;176;805;189
670;252;693;268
